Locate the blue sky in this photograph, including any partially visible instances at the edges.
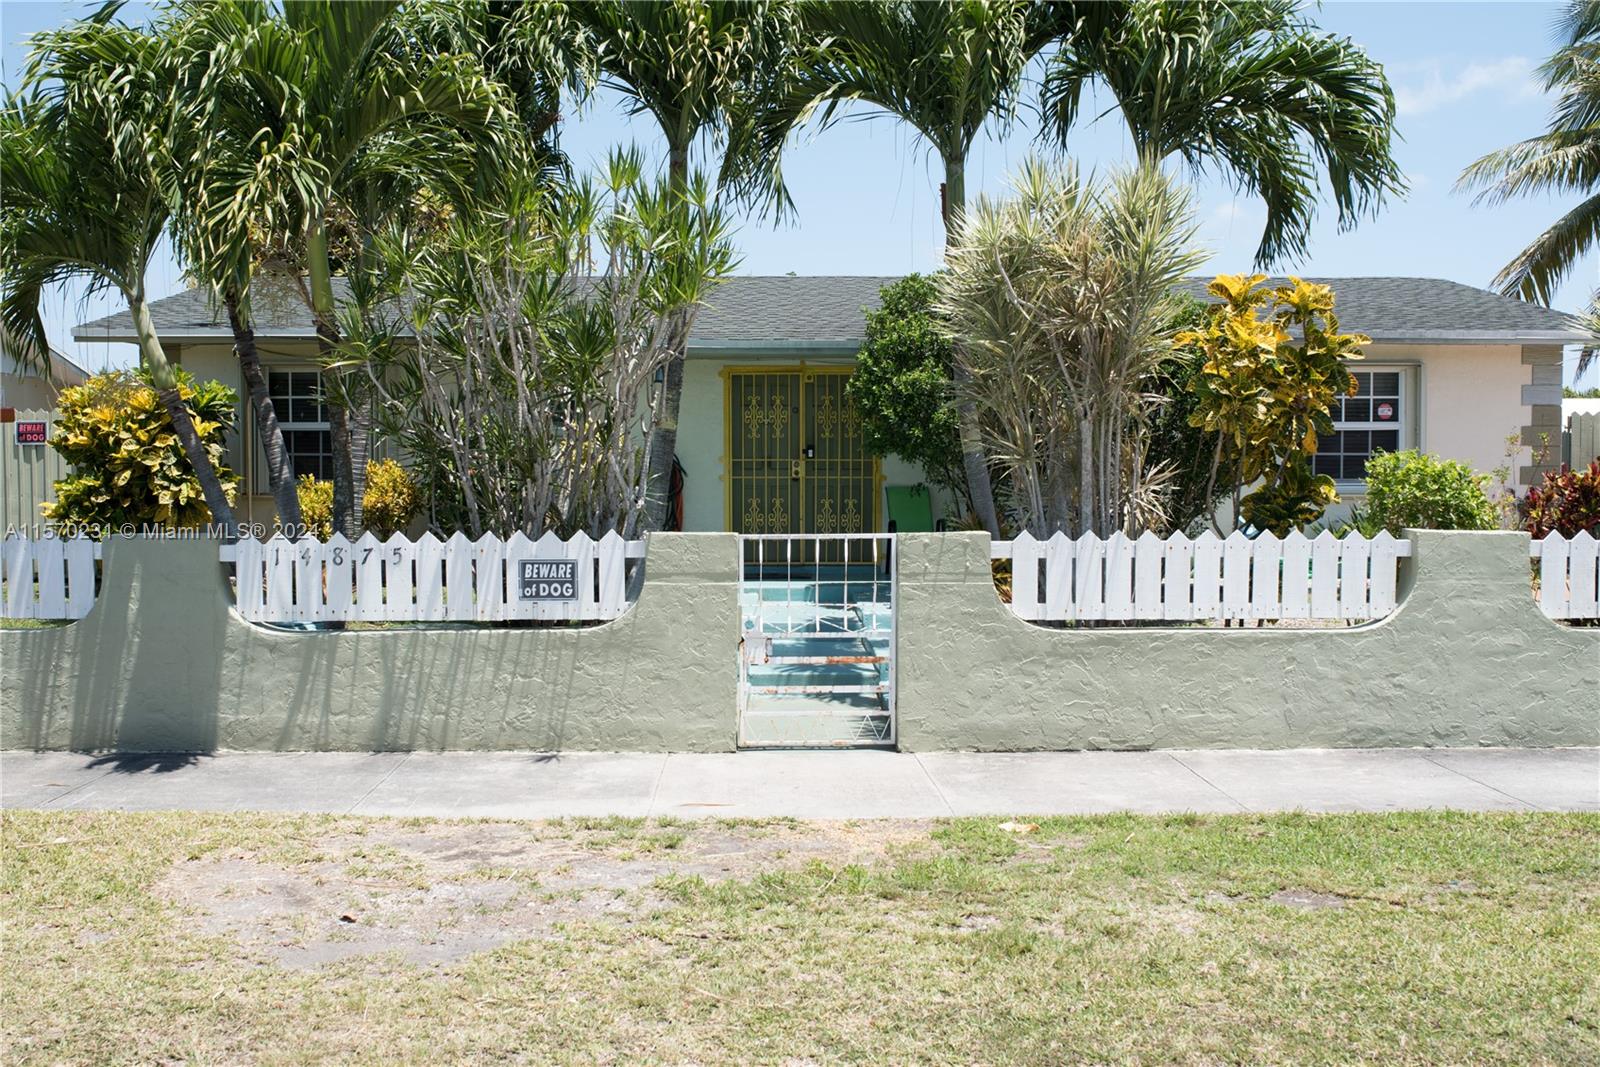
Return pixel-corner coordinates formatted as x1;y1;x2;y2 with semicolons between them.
3;0;1597;388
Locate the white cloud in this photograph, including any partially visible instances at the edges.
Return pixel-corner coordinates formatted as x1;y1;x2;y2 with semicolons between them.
1393;57;1540;116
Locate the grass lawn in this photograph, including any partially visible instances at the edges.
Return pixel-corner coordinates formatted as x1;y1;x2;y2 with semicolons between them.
3;810;1597;1064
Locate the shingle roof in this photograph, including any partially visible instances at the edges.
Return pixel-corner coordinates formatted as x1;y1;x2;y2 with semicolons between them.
1175;276;1586;343
73;273;1587;348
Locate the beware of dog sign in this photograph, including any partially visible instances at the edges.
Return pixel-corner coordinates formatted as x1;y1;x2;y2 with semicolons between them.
518;559;578;601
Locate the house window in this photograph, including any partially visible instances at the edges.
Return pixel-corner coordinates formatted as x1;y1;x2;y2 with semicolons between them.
267;370;333;481
1315;369;1406;482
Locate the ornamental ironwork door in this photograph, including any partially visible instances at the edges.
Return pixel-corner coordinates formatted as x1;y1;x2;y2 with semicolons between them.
727;368;880;559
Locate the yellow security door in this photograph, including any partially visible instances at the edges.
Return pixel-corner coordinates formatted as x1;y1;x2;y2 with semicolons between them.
801;370;876;537
727;368;880;559
728;369;803;535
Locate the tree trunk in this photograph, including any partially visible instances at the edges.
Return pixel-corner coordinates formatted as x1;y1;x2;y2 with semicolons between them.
942;156;1001;538
641;142;692;533
348;394;371;533
307;221;362;537
226;289;303;532
131;296;238;538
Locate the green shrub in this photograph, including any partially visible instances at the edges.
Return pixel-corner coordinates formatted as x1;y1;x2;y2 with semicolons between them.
1524;459;1600;537
1361;450;1497;534
44;368;238;530
1144;296;1231;534
295;459;420;539
362;458;421;538
296;474;334;539
845;274;967;507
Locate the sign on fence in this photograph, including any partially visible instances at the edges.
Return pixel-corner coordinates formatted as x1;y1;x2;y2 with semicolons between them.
3;408;68;531
992;529;1411;624
222;530;644;625
519;559;577;601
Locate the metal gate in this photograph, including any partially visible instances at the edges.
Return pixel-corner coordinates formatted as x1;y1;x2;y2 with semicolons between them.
737;533;895;748
726;367;881;538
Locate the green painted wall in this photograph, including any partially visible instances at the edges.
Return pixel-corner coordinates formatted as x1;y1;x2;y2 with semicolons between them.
2;533;741;753
5;530;1591;754
894;531;1600;751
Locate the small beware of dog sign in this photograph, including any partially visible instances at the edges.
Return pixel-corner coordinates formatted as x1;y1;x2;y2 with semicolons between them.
518;559;578;601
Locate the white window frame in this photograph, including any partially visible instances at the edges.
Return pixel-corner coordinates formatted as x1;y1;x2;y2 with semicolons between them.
258;367;333;491
1319;365;1412;490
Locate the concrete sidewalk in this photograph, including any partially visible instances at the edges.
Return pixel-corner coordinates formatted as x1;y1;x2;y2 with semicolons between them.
3;748;1595;819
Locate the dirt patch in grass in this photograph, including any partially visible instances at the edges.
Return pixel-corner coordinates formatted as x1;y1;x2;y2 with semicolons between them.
155;818;934;968
1269;888;1350;911
7;810;1599;1065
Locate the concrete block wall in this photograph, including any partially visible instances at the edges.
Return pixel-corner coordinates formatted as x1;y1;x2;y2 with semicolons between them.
894;531;1598;751
1;530;1595;753
1;533;742;753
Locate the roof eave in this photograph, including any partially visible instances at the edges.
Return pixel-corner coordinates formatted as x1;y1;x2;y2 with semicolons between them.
1364;330;1591;346
69;330;872;355
70;326;319;344
687;339;862;356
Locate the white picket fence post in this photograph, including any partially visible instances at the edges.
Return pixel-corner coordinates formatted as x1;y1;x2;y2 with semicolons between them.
992;529;1414;624
222;530;644;624
0;533;99;620
1532;531;1600;620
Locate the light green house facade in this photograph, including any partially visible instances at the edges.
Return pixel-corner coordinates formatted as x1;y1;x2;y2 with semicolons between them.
73;274;1583;534
74;275;949;534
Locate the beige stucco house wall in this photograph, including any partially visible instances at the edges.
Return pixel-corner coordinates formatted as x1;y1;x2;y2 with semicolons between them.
164;339;325;528
1330;341;1561;509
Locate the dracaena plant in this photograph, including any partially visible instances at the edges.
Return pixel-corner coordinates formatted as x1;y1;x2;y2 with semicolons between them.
1179;275;1370;535
938;160;1206;538
350;152;737;539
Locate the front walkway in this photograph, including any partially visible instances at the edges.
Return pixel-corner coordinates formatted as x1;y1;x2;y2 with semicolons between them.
3;748;1595;818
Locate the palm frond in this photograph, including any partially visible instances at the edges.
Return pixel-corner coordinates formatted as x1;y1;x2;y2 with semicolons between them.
1460;1;1600;301
1039;0;1401;267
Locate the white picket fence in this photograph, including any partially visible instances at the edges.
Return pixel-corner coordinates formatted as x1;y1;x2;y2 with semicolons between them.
221;531;646;625
991;530;1412;623
1;534;100;620
1531;531;1600;620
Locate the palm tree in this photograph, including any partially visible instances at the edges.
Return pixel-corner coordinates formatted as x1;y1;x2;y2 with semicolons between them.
0;17;239;535
574;0;799;532
746;0;1062;537
163;1;304;530
1459;0;1600;310
186;0;515;537
1038;0;1402;269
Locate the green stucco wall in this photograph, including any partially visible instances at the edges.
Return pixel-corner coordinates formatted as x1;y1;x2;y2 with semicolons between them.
3;530;1594;754
2;533;741;753
894;531;1600;751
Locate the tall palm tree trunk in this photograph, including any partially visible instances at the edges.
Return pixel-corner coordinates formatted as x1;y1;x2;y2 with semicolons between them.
641;143;691;532
225;289;303;531
942;157;1001;538
308;222;364;537
131;295;238;538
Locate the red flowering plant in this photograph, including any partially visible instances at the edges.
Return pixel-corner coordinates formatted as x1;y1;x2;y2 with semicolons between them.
1524;459;1600;538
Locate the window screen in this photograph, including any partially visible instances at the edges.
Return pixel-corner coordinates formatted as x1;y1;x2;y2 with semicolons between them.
1314;369;1404;481
267;370;334;481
